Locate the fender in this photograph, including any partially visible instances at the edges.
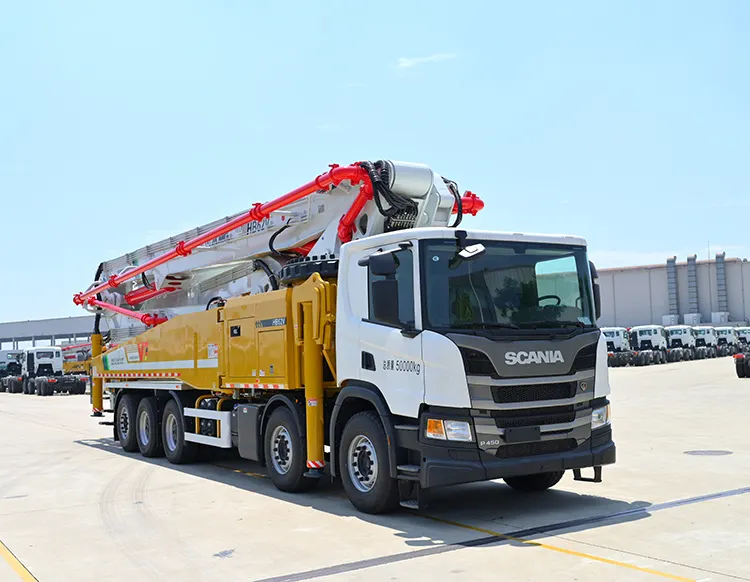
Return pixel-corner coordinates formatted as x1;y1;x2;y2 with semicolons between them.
329;383;399;479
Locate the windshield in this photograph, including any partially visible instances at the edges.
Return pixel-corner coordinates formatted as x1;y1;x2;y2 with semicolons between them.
696;330;706;336
421;240;594;330
36;351;54;359
638;329;652;336
604;331;615;338
669;329;682;335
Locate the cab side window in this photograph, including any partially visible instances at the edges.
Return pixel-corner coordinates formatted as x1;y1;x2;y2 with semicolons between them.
367;248;415;327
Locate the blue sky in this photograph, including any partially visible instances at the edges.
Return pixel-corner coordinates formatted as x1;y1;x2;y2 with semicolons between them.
1;0;748;322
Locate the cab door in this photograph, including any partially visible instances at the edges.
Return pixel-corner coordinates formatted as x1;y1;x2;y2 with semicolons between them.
356;243;424;418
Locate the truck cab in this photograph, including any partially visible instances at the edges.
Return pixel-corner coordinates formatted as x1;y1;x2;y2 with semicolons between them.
715;326;738;356
20;347;63;393
0;350;23;377
630;325;668;352
736;327;750;346
694;326;717;349
601;327;631;352
666;325;696;349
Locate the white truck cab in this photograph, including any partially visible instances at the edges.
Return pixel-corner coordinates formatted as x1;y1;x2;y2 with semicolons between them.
736;327;750;346
693;326;717;348
20;347;63;394
715;326;738;356
666;325;696;349
630;325;668;352
601;327;631;352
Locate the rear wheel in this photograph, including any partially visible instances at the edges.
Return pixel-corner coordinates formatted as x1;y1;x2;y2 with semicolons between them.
339;411;399;514
264;407;317;493
504;471;565;492
162;399;197;464
116;394;139;452
136;397;163;458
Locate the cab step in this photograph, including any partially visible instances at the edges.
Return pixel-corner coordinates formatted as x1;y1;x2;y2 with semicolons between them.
98;421;115;426
397;464;420;473
573;466;602;483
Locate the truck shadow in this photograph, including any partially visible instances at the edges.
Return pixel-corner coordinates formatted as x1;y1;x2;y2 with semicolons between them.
75;436;651;550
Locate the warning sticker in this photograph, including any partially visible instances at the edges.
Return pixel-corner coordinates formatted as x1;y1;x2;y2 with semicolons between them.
208;343;219;359
124;344;140;363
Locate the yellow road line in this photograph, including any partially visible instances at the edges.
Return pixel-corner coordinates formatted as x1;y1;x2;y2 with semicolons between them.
423;516;695;582
0;539;37;582
214;464;267;479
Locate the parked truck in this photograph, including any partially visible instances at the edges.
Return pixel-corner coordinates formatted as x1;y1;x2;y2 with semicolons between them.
73;160;615;513
0;350;23;392
602;327;634;367
693;326;718;358
714;327;739;357
2;346;88;396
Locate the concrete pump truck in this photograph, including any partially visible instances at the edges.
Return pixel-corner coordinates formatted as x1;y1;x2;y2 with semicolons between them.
73;160;615;513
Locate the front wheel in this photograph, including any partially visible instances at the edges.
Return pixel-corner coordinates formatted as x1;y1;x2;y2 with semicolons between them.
504;471;565;492
339;411;399;514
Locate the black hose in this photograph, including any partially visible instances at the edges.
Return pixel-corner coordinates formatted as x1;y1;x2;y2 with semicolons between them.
445;178;463;228
254;259;279;290
206;296;226;310
359;160;417;219
269;219;301;259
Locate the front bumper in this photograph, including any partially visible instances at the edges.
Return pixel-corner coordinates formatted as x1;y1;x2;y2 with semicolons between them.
396;419;615;489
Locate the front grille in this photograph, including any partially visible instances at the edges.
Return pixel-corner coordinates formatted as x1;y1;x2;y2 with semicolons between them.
492;405;576;428
495;438;578;459
492;382;576;404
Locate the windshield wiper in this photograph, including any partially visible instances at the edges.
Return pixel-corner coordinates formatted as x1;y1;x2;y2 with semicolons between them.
519;320;586;330
457;322;521;331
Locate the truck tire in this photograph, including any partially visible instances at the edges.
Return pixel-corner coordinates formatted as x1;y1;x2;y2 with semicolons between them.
339;411;399;514
136;397;163;458
162;399;197;464
504;471;565;492
22;378;29;394
264;406;317;493
36;380;46;396
116;394;139;452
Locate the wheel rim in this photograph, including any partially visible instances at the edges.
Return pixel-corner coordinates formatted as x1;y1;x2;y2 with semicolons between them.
119;406;130;439
270;426;293;475
165;413;178;452
347;435;379;493
138;409;150;446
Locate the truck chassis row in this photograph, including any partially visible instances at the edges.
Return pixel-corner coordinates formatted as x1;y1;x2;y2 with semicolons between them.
608;344;738;367
0;374;87;395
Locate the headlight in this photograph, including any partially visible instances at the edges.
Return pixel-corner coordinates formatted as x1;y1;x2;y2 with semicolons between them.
591;405;611;430
425;419;473;442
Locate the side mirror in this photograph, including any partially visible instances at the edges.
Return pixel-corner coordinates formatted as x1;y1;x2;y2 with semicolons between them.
358;250;399;276
371;279;400;326
449;243;486;270
590;261;601;321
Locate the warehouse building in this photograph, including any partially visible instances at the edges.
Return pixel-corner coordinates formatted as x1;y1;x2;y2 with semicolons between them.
598;253;750;328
